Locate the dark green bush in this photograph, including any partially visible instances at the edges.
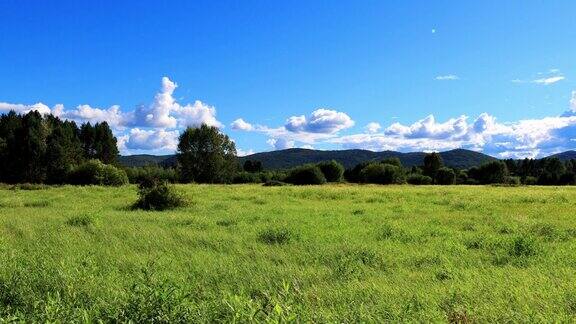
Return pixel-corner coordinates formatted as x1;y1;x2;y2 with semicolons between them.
284;165;326;185
68;159;128;186
407;174;433;185
317;160;344;182
232;171;263;184
380;157;403;167
505;176;521;186
360;163;405;184
133;179;186;211
435;167;456;185
523;176;538;185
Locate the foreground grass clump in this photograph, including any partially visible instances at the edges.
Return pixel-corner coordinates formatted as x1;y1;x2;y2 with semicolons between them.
133;179;186;211
1;184;576;322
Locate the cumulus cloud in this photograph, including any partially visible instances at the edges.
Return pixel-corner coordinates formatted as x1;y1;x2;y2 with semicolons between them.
131;77;221;128
231;108;353;149
435;75;459;81
62;104;126;128
0;102;52;115
267;138;295;150
121;128;180;151
284;109;354;134
365;122;381;134
231;118;253;131
1;77;223;154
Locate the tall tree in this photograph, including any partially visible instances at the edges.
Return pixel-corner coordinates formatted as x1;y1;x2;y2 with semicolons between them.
93;122;119;164
14;111;48;183
177;124;237;183
45;119;84;183
423;152;443;181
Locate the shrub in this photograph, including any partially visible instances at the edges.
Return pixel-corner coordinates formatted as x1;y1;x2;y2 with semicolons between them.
68;159;128;186
232;172;263;184
523;176;538;185
506;176;521;186
435;168;456;185
468;161;508;184
558;172;576;185
344;161;371;183
317;160;344;182
360;163;405;184
407;174;433;185
284;165;326;185
133;179;186;211
125;166;178;184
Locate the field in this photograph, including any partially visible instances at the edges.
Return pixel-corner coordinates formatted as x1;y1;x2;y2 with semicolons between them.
1;184;576;322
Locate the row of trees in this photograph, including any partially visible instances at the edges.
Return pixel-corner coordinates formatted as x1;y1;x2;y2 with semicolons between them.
2;112;575;186
0;111;119;184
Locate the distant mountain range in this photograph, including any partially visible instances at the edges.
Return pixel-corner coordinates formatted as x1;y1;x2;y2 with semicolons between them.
549;150;576;161
118;148;576;170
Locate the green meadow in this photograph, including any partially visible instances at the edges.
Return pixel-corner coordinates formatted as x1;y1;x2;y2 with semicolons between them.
1;184;576;322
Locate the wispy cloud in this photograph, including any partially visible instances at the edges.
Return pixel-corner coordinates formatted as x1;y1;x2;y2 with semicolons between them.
533;76;565;85
513;70;565;85
435;75;459;81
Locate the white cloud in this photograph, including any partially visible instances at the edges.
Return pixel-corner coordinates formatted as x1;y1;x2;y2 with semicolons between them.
0;77;224;154
231;118;253;131
435;75;459;81
122;128;180;152
533;76;565;85
236;148;255;157
0;102;52;115
62;104;126;128
285;108;354;134
513;70;565;85
365;122;381;134
131;77;221;128
267;138;295;150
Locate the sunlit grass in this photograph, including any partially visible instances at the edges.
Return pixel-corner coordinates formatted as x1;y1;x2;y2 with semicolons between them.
0;184;575;322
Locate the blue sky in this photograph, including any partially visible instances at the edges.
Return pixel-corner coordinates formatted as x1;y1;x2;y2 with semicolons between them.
1;1;576;158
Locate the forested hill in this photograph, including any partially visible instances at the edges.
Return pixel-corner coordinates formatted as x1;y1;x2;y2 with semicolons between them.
119;148;497;169
237;148;497;169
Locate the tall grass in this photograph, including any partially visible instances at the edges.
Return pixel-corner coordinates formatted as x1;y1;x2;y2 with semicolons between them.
0;184;575;321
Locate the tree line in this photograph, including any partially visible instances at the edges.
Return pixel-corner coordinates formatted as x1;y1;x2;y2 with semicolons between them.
1;111;575;186
0;111;120;184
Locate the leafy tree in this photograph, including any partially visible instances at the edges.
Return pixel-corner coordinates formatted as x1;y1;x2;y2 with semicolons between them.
360;163;405;184
45;119;84;184
469;161;508;184
407;173;433;185
423;152;443;180
14;111;48;183
284;165;326;185
317;160;344;182
344;161;371;183
381;157;402;168
94;122;119;164
243;160;263;172
177;124;237;183
435;167;456;185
